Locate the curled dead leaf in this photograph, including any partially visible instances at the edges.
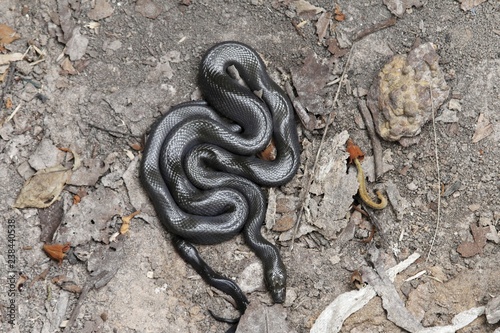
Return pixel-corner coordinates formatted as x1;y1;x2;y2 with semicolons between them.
334;4;345;21
58;147;82;170
43;242;71;264
351;270;364;289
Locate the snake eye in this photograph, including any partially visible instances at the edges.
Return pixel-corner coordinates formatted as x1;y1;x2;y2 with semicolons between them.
266;269;286;303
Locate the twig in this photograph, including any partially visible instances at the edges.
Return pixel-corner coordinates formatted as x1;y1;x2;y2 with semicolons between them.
62;281;92;333
353;16;397;42
357;99;384;179
290;49;353;251
1;62;16;110
87;122;141;138
426;87;442;262
3;102;23;125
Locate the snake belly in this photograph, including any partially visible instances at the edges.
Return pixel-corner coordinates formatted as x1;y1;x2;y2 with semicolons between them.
140;41;300;309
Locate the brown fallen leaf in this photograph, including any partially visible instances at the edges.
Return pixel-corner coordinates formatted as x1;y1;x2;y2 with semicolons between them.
334;4;345;21
472;113;493;143
129;142;143;151
51;275;82;293
326;38;349;58
60;57;77;75
14;165;72;209
0;24;21;46
273;213;295;232
120;211;141;234
43;242;71;264
5;97;12;109
457;223;489;257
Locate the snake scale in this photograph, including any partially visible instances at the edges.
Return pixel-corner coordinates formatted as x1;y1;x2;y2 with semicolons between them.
140;41;300;327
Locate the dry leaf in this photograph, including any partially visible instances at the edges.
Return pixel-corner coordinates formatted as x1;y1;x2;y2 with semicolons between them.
5;97;12;109
73;194;81;204
51;275;82;293
351;270;364;289
457;223;489;257
472;113;493;143
294;0;325;17
14;165;72;208
129;142;143;151
120;211;140;234
273;213;295;232
0;24;21;45
60;57;77;75
43;242;71;264
334;4;345;21
315;11;331;43
0;53;24;65
346;138;365;164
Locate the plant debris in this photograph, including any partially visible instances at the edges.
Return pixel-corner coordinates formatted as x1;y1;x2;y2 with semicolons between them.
43;242;71;264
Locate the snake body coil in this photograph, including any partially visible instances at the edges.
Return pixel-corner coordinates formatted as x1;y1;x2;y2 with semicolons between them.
140;41;300;320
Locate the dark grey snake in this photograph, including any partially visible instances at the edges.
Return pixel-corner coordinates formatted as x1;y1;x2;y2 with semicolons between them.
140;41;300;327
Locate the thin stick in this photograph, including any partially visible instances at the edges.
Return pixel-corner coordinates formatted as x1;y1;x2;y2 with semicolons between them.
87;122;141;138
4;102;22;124
426;87;441;262
353;17;397;42
290;49;353;251
358;99;384;179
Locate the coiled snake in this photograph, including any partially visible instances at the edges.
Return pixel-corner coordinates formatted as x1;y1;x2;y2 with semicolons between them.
140;41;300;326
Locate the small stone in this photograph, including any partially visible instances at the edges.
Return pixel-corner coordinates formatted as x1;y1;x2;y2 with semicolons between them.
486;225;500;244
135;0;163;19
15;60;32;75
107;40;122;51
468;203;481;212
435;109;458;123
486;296;500;324
479;215;492;226
146;271;154;279
448;99;462;111
238;262;264;293
87;0;114;20
407;182;418;191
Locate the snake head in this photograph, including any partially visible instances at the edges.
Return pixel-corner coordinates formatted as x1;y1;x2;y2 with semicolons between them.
266;268;286;303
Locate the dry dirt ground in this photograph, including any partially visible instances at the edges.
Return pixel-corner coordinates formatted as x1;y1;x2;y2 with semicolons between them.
1;0;499;333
